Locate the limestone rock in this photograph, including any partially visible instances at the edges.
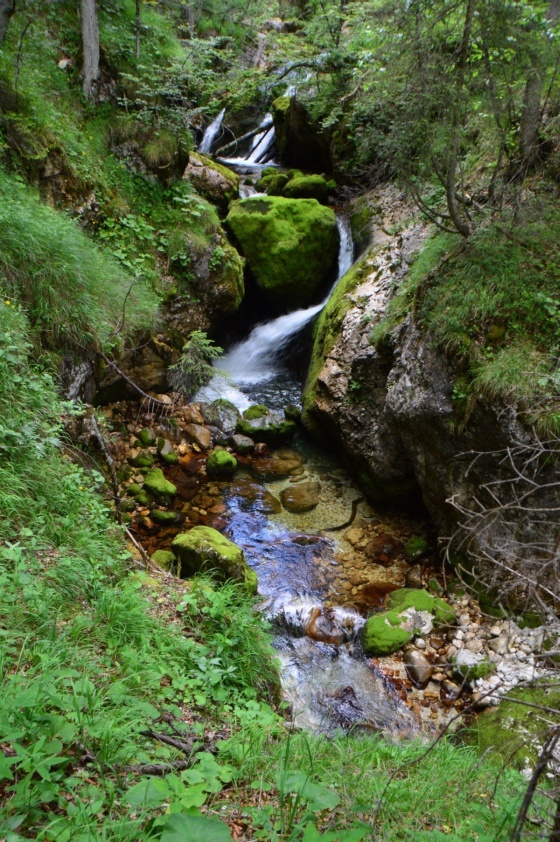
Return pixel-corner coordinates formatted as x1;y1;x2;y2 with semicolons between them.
183;152;239;213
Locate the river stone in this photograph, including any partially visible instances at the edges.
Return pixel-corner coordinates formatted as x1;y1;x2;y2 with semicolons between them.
211;399;241;434
226;196;339;313
236;412;296;445
157;438;178;464
405;564;423;589
280;481;321;513
150;509;178;524
251;452;302;480
143;468;177;498
128;451;154;469
206;448;237;476
185;423;212;450
229;433;255;455
361;611;412;656
363;532;404;565
404;649;433;688
171;526;257;594
226;479;281;514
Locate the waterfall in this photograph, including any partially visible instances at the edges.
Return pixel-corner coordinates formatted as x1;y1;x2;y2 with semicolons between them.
199;108;226;155
197;216;354;408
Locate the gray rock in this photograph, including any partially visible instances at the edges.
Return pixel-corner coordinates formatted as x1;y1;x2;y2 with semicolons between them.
229;433;255;455
488;635;509;655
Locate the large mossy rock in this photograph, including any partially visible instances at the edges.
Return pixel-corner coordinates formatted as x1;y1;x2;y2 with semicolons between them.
236;405;296;445
183;152;239;213
283;175;329;204
226;196;339;312
143;468;177;499
361;588;455;656
171;526;258;594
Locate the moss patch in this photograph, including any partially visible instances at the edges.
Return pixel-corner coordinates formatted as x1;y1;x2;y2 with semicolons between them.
226;196;339;312
361;610;412;655
283;174;329;204
143;468;177;498
207;448;237;476
386;588;455;626
172;526;257;594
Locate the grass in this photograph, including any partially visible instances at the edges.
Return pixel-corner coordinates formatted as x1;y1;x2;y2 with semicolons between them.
0;170;159;352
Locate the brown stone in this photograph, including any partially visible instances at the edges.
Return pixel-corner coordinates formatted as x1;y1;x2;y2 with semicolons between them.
185;424;212;450
363;532;405;566
403;649;433;688
280;481;321;513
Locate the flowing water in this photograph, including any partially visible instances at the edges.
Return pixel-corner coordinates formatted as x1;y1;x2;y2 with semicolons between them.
199;108;226;155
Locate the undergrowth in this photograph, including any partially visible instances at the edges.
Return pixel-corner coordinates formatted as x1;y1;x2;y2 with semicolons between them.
371;201;560;433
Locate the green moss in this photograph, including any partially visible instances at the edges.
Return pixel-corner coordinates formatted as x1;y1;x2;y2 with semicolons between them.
128;452;155;469
207;448;237;476
143;468;177;498
243;404;269;420
387;588;455;626
361;610;412;655
137;428;156;447
126;483;142;497
151;549;177;571
302;256;368;425
236;416;296;445
120;498;137;512
283;175;329;204
135;490;151;506
226;196;339;312
405;536;429;561
465;685;560;768
150;509;178;524
172;526;258;593
453;656;494;682
255;173;289;195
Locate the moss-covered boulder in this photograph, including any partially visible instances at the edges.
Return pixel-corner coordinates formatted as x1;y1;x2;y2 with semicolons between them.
207;448;237;476
151;549;177;571
157;438;179;464
361;588;455;656
236;406;296;445
361;610;413;656
283;175;329;204
143;468;177;499
255;173;289;196
128;451;154;469
151;509;179;524
226;196;339;312
386;588;455;626
405;535;429;561
171;526;258;594
183;152;239;213
137;428;157;447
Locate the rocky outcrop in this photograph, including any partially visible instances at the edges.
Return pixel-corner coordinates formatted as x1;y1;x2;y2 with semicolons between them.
303;185;560;601
183;152;239;213
226;195;339;312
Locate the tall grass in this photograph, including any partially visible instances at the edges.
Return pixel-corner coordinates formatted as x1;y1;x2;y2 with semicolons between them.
0;172;159;351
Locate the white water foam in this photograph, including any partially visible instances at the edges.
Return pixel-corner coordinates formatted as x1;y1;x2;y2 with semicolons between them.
199;108;226;155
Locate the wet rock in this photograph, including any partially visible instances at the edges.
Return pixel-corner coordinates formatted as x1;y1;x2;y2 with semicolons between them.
185;423;212;450
172;526;257;593
363;533;404;565
405;564;423;589
404;650;433;688
236;407;296;445
305;607;346;645
251;452;302;480
284;404;301;422
207;448;237;477
280;481;321;513
229;433;255;455
226;479;281;514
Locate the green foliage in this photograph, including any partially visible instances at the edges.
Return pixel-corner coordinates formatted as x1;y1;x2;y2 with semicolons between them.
168;330;223;400
0;170;158;351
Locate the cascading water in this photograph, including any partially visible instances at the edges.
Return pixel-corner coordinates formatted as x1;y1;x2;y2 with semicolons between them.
197;215;354;410
198;107;226;155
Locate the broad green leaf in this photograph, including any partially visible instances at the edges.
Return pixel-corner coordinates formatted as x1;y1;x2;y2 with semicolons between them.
160;813;232;842
126;777;171;807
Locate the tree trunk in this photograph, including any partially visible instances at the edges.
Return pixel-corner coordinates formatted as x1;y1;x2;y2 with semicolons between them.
81;0;99;100
519;0;559;164
0;0;15;46
135;0;140;59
